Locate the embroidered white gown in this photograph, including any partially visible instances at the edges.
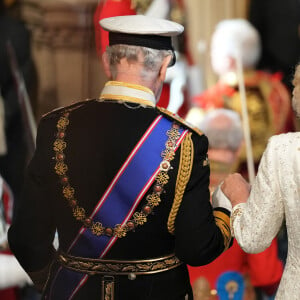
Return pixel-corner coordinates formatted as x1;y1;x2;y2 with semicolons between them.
230;132;300;299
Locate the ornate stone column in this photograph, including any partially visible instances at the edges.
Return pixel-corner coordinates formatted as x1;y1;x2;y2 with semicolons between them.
21;0;106;118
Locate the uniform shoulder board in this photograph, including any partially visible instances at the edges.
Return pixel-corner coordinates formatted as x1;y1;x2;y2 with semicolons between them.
156;106;203;136
42;99;96;118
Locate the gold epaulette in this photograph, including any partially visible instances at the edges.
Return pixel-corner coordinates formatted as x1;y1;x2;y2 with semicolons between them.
42;99;96;118
156;106;203;136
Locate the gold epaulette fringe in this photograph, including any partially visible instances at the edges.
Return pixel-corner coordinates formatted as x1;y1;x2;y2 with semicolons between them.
167;132;194;234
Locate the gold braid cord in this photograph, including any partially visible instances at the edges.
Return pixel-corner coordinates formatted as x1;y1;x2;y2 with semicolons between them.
167;133;194;234
213;210;232;251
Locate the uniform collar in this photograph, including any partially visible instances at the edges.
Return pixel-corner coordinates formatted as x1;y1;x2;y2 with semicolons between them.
99;81;156;107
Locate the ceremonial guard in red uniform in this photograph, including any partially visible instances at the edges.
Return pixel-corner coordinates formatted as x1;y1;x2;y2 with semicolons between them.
189;19;295;176
8;15;232;300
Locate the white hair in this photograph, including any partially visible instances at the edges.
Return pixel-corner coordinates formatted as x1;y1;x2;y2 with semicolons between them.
105;44;173;80
200;108;243;151
211;19;261;75
292;64;300;118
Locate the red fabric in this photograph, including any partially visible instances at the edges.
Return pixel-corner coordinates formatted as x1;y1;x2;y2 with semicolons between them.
93;1;104;57
193;82;235;110
0;288;18;300
177;88;189;117
188;238;283;295
94;0;136;56
157;83;170;109
192;70;295;134
2;181;13;224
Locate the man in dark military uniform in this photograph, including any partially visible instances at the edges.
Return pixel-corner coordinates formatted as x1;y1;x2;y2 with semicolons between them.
8;15;232;300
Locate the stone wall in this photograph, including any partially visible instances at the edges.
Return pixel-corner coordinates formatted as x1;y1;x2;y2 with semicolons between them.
21;0;106;119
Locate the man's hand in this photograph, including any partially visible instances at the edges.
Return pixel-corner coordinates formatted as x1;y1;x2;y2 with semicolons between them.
221;173;251;207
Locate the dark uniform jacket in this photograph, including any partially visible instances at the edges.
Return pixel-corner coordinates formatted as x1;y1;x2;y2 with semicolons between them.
8;81;231;300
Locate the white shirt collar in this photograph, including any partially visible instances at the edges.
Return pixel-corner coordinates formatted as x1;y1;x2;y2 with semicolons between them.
99;81;156;107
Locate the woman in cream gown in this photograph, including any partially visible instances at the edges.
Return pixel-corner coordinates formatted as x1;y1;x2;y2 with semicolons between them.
221;64;300;299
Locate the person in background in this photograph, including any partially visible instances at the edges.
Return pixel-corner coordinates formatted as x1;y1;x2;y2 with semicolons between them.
0;174;32;300
198;109;243;192
0;0;37;216
220;63;300;299
188;109;283;299
8;15;232;300
188;19;295;180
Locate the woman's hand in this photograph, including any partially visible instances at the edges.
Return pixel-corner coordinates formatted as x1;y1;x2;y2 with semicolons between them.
221;173;251;207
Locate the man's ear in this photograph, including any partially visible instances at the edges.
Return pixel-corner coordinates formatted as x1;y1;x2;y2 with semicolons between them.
102;52;112;79
158;55;172;82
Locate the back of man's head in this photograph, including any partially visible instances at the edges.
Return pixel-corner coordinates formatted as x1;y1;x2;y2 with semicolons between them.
211;19;261;76
200;109;243;152
100;15;183;77
99;15;183;97
105;44;173;80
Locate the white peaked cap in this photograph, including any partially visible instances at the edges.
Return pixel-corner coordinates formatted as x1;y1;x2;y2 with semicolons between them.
100;15;184;66
100;15;184;37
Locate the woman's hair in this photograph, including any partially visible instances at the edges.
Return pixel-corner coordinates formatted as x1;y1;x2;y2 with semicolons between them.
105;44;173;80
292;64;300;117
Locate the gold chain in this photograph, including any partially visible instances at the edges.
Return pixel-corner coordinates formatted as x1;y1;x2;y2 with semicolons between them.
53;111;182;238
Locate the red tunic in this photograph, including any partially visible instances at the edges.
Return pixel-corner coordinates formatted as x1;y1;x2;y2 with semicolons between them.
193;70;295;134
192;70;295;178
94;0;136;56
188;238;283;297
